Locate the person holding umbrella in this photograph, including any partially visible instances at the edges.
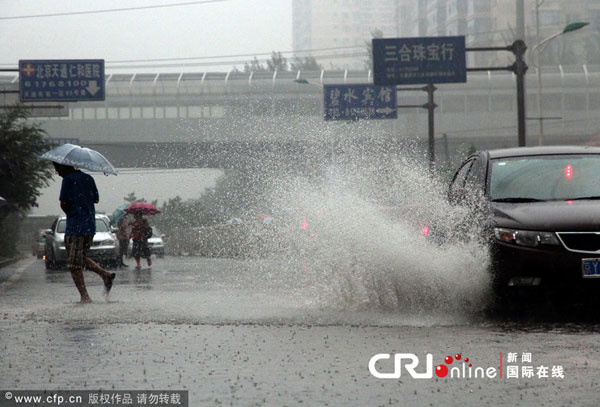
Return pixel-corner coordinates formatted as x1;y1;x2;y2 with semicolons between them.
130;210;153;269
125;202;160;269
41;143;118;303
110;203;130;268
52;162;116;303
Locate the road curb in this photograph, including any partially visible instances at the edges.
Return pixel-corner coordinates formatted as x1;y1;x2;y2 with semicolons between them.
0;257;22;269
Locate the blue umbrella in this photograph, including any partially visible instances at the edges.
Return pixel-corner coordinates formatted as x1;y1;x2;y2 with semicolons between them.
40;143;118;175
110;203;129;225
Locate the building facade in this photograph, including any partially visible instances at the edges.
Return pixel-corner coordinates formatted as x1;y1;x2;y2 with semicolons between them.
292;0;599;69
292;0;402;69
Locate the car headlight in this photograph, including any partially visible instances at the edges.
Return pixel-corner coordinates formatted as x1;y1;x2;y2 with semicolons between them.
100;239;115;246
494;228;560;247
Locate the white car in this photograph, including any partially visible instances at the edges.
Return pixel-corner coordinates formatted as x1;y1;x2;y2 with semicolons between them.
44;214;120;270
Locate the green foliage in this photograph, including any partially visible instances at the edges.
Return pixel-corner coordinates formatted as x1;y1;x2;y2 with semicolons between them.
244;51;291;73
123;191;157;207
0;105;54;256
244;57;268;73
266;51;288;72
290;56;323;71
152;167;272;236
123;192;137;203
0;105;54;212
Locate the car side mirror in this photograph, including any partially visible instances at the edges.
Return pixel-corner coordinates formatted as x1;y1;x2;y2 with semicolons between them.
110;226;118;233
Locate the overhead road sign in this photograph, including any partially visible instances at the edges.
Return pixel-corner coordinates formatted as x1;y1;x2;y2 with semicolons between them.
19;59;105;102
373;36;467;85
323;84;397;121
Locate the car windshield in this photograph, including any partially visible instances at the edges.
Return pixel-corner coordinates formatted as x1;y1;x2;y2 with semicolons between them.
56;219;109;233
489;154;600;201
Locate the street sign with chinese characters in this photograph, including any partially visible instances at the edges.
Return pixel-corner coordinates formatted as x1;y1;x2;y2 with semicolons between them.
19;59;105;102
323;84;397;121
372;36;466;85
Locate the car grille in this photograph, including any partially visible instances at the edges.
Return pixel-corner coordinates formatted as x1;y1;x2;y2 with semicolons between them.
557;232;600;253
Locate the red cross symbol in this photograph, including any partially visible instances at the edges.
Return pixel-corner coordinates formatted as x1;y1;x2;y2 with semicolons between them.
22;63;35;77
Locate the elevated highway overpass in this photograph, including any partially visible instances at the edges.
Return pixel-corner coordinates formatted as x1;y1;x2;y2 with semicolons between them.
2;66;599;169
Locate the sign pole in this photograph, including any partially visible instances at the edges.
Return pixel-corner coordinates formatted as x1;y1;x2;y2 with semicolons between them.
514;40;528;147
426;84;437;173
466;41;528;147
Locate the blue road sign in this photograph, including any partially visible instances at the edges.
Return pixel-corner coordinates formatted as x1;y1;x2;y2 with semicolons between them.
373;36;466;85
323;84;397;121
19;59;105;102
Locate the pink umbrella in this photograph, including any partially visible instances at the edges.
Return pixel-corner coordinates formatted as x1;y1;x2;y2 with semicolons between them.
124;201;161;215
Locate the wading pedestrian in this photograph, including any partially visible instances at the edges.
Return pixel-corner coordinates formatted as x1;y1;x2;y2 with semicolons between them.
130;211;152;269
53;162;116;303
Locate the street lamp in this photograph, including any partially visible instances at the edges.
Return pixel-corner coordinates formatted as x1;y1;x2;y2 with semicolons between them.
532;8;589;145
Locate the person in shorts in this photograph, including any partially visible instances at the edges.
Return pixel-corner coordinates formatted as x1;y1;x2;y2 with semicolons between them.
54;162;116;303
130;211;152;269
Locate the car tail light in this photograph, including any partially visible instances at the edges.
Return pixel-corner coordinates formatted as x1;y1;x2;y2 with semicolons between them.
565;164;573;179
301;218;309;230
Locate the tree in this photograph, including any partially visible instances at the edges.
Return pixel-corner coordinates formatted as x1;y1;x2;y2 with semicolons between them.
244;51;291;73
0;105;54;256
290;56;323;71
123;191;157;207
244;57;268;73
365;29;384;70
266;51;288;72
124;192;137;203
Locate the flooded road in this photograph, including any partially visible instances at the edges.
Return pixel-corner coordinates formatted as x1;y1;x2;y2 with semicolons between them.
1;257;599;406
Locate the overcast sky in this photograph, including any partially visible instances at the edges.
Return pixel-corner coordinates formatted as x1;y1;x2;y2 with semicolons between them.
0;0;290;215
0;0;292;73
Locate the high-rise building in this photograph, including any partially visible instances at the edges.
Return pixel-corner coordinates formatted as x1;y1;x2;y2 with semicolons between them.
291;0;598;70
292;0;402;69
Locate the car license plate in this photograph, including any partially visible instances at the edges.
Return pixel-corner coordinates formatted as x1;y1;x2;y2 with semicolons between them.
582;258;600;278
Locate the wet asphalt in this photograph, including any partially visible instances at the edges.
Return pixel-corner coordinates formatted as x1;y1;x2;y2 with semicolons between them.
1;256;599;406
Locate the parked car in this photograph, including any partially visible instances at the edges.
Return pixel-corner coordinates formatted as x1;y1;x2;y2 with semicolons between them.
31;228;50;259
447;146;600;304
127;226;166;258
44;214;120;270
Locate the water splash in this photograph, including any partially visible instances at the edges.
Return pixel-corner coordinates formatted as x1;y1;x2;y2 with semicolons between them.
261;153;491;314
